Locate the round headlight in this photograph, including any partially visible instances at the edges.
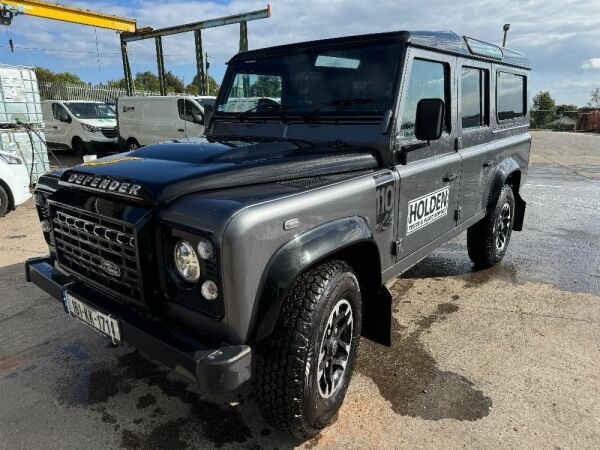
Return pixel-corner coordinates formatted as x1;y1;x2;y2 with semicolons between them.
201;280;219;300
197;238;214;260
173;241;200;282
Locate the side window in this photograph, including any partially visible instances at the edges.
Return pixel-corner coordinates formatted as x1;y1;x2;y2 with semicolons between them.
497;71;526;121
52;103;67;121
461;66;489;129
178;99;203;123
400;58;449;139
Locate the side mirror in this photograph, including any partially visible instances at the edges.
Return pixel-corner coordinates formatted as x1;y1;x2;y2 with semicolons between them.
192;111;204;124
415;98;444;142
203;105;214;126
59;114;71;123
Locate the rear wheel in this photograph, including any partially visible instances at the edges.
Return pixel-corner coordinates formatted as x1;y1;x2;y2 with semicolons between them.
254;261;362;438
126;138;140;151
467;184;516;268
0;184;9;217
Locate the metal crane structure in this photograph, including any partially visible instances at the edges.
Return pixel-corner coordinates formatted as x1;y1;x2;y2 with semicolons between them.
0;0;271;95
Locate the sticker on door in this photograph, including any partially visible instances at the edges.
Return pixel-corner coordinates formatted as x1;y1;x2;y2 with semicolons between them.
407;186;449;234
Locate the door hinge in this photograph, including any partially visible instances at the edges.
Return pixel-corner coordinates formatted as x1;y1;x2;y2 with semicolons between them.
455;136;462;151
391;239;402;256
454;207;462;221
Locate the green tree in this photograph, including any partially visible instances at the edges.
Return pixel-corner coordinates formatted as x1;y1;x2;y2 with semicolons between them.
164;71;185;93
531;91;556;128
34;67;84;84
587;88;600;109
106;78;127;89
133;71;160;92
556;104;578;114
250;75;281;98
185;73;220;96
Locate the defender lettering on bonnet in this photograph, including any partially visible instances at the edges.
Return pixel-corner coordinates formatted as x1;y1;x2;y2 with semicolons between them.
63;172;142;197
407;187;449;234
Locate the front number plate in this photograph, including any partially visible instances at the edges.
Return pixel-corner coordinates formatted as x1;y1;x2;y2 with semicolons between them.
65;292;121;344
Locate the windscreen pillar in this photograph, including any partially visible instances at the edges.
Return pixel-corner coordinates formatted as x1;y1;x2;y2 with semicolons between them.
155;36;167;96
194;29;206;96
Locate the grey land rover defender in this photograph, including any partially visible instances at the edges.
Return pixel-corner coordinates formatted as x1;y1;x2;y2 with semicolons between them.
26;30;530;437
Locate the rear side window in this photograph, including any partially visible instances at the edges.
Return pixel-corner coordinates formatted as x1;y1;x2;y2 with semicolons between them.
178;99;203;122
497;72;526;121
461;66;489;128
400;59;449;139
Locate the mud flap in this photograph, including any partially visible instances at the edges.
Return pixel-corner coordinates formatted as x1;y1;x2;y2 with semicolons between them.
513;192;526;231
361;285;392;347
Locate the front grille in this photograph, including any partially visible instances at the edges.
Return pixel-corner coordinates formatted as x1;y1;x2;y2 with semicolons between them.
50;202;141;303
101;127;117;139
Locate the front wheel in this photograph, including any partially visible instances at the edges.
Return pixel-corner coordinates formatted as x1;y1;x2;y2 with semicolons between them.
254;261;362;438
467;184;516;268
0;184;9;217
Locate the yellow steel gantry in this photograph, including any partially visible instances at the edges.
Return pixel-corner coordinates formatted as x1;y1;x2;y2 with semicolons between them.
0;0;136;32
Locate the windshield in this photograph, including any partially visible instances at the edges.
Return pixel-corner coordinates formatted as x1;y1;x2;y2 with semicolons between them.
216;40;402;118
65;102;116;119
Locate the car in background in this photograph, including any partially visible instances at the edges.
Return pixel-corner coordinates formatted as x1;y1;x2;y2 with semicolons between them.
0;151;31;217
116;95;216;150
41;100;118;156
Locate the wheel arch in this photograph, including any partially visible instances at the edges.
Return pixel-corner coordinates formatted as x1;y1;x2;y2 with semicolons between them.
248;216;390;346
488;159;526;231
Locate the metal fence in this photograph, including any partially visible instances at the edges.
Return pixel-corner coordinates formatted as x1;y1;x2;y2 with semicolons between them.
38;82;162;103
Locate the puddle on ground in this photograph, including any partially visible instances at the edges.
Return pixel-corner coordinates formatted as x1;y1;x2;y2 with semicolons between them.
357;283;492;421
56;349;252;448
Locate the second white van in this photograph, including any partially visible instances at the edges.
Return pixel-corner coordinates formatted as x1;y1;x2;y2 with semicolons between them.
41;100;118;155
117;96;216;150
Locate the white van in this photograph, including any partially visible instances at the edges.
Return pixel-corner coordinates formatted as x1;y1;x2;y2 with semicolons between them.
117;96;216;150
0;151;31;217
41;100;118;155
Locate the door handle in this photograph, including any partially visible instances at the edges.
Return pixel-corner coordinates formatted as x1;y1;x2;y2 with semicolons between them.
443;173;458;182
177;128;185;132
483;159;496;167
53;126;58;129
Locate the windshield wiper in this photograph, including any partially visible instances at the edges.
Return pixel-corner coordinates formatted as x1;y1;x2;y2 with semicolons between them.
235;103;291;122
302;97;375;122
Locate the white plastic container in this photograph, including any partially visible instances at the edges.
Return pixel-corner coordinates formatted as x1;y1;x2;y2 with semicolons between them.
0;64;44;125
0;129;49;184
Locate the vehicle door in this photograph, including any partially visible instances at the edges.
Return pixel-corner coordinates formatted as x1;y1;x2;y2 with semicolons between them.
49;103;71;147
456;59;495;224
177;98;205;139
143;100;172;144
393;49;462;260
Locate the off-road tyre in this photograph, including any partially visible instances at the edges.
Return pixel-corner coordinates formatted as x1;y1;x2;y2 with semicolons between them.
467;184;516;268
0;184;9;217
254;260;362;439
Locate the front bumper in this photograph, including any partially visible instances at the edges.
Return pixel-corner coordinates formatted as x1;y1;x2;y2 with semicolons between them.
25;257;252;392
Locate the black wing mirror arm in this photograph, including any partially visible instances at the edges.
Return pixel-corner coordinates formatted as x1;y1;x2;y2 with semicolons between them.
396;141;430;165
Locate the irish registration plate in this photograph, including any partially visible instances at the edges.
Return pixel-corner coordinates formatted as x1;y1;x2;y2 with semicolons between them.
65;292;121;344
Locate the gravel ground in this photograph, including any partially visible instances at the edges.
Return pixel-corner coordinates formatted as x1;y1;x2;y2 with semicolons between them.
1;130;599;449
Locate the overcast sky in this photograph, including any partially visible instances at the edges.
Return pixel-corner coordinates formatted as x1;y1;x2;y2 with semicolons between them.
2;0;598;106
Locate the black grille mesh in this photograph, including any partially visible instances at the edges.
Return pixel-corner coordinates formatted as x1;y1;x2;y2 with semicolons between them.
50;202;141;303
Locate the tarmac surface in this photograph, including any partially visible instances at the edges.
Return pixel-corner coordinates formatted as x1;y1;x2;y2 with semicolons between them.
1;131;599;449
